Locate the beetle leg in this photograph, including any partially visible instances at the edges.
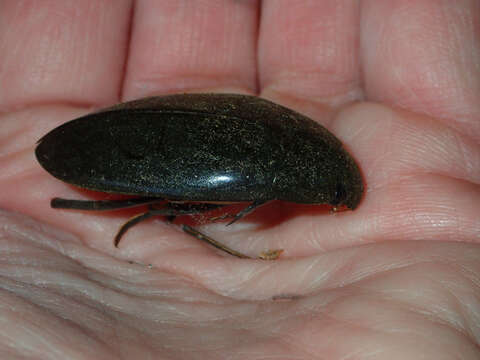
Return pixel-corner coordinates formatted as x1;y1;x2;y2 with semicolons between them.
51;197;164;211
150;203;177;223
114;211;156;247
115;206;182;246
181;225;252;259
227;200;268;225
208;213;236;222
114;203;228;247
181;225;282;260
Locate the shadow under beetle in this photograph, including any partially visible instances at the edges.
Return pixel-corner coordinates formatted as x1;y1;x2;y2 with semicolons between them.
35;93;364;259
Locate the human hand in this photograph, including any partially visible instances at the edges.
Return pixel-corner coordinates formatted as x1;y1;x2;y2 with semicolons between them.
1;1;479;359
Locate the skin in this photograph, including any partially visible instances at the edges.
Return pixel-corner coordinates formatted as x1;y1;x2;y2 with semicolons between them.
0;0;479;359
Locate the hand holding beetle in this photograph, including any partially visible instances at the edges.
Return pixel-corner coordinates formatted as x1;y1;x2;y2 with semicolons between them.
1;1;479;359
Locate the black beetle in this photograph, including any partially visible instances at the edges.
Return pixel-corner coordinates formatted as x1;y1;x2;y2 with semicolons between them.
35;93;363;259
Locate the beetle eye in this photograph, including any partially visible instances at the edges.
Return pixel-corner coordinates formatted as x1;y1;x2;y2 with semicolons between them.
332;183;346;206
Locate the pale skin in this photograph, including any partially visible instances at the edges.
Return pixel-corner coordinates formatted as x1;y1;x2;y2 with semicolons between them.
0;0;479;359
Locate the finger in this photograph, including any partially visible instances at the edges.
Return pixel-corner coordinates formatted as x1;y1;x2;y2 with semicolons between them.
361;0;480;138
258;0;362;107
122;0;259;99
0;0;132;111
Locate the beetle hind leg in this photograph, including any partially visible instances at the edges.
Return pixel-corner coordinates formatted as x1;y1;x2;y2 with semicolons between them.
181;225;282;260
51;197;164;211
181;225;252;259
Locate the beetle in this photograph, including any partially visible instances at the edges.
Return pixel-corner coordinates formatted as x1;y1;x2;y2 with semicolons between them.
35;93;363;259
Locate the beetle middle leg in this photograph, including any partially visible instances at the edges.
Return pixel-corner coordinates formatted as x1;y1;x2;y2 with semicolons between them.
114;203;228;247
199;201;268;223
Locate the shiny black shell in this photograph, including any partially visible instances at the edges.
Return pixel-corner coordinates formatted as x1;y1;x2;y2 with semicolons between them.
35;93;363;209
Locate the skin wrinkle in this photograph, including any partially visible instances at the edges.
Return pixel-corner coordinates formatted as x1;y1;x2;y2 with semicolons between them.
429;279;473;338
316;295;470;360
406;272;468;332
455;130;478;181
433;266;480;342
0;285;115;357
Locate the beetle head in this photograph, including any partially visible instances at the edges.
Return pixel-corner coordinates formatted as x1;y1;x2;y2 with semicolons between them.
330;174;363;210
327;155;363;210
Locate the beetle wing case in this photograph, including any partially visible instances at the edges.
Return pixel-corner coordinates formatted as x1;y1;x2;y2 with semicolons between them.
36;94;363;209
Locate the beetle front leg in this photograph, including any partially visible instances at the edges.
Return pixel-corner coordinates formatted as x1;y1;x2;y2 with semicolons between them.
227;200;268;225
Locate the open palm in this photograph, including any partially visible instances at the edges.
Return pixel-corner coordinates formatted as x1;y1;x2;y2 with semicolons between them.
1;1;479;359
